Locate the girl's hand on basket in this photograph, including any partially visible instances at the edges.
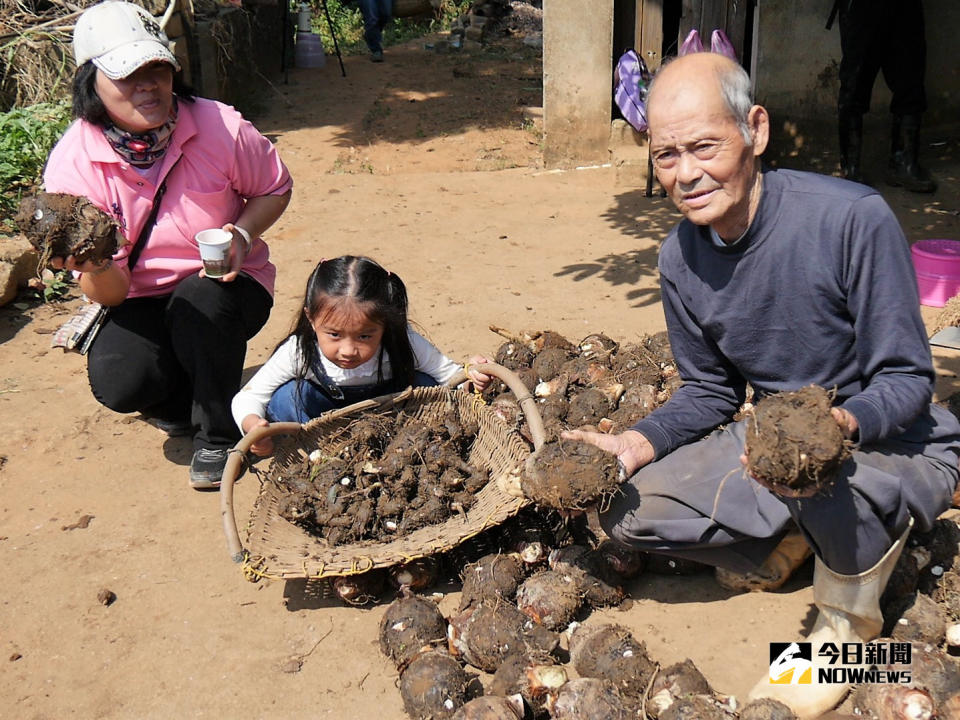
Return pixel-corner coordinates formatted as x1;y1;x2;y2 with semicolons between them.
241;415;274;457
465;355;493;393
560;428;654;478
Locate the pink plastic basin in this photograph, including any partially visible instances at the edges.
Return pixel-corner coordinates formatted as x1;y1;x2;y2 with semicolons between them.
911;239;960;307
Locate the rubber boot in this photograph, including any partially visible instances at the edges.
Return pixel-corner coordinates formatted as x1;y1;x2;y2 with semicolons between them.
746;519;912;719
715;528;812;592
886;114;937;193
838;112;865;183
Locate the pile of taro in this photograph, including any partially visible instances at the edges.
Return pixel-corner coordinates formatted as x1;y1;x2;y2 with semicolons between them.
276;409;489;546
271;326;960;718
371;514;960;720
486;327;680;511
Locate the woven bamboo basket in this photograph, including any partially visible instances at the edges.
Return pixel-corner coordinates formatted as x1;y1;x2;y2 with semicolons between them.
220;363;545;580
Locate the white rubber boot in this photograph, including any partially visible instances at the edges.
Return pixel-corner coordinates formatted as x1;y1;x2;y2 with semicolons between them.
715;528;812;592
746;519;912;719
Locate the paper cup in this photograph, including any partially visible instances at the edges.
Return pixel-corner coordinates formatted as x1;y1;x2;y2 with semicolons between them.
195;228;233;278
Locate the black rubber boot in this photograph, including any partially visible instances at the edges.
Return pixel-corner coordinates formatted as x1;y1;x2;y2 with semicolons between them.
886;114;937;193
838;111;865;183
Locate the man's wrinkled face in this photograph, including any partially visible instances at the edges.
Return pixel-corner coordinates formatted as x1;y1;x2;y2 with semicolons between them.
648;78;765;240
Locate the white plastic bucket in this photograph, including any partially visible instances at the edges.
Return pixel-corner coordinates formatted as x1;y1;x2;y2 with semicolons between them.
295;32;326;69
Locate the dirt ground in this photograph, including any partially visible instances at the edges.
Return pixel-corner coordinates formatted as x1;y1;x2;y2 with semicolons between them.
2;32;960;720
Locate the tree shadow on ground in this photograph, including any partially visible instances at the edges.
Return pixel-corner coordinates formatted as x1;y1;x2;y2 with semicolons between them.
555;191;679;308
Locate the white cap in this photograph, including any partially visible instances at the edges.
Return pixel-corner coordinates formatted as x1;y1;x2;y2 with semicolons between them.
73;1;180;80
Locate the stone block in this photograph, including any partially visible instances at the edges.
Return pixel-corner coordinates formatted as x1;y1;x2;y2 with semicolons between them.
0;236;39;307
464;25;485;42
611;144;651;188
609;118;645;150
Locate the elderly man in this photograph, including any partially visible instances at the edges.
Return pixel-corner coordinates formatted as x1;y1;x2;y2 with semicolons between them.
566;52;960;717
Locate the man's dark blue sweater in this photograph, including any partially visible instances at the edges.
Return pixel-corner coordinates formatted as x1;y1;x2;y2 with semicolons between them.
632;167;935;458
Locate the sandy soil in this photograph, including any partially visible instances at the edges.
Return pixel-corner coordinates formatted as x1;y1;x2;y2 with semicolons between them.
2;33;959;720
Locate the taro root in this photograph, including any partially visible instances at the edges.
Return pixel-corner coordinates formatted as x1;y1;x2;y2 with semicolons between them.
458;553;526;612
548;678;631;720
399;650;469;719
379;594;448;669
611;343;661;387
495;341;535;371
657;373;684;404
497;509;559;569
940;693;960;719
489;649;567;717
332;569;386;605
533;330;577;355
595;540;647;580
521;439;622;511
643;331;674;365
932;571;960;620
447;600;560;673
515;569;584;630
870;640;960;706
853;684;935;720
547;545;626;607
737;698;797;720
658;694;736;720
890;593;948;645
646;659;713;719
568;623;656;698
451;695;525;720
16;191;120;266
566;388;612;428
578;333;619;361
533;347;574;382
535;374;569;400
490;394;522;428
744;385;851;496
489;326;575;356
562;356;613;385
390;557;440;592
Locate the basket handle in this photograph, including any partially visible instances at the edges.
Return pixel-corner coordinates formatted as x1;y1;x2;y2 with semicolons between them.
450;361;546;451
220;421;300;562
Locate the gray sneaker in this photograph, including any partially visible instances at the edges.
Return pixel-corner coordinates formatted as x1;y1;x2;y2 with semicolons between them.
371;50;384;62
189;447;229;490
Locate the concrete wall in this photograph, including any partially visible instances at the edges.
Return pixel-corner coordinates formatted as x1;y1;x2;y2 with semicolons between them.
754;0;960;128
543;0;615;168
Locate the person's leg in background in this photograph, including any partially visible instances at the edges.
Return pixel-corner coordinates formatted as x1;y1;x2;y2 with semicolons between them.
882;0;936;193
166;274;273;488
359;0;391;61
837;0;882;184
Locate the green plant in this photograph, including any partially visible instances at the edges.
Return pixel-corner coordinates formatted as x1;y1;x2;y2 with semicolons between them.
303;0;471;55
40;269;71;303
0;101;71;232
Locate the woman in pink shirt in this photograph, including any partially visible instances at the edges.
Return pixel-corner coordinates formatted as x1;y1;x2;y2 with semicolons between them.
44;1;292;489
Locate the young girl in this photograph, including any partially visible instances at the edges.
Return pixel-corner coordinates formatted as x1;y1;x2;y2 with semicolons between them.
232;256;492;456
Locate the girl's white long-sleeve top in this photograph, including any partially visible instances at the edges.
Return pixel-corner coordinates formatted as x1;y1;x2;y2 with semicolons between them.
231;328;462;431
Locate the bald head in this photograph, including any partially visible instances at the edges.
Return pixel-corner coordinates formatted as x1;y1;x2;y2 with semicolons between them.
647;53;754;143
